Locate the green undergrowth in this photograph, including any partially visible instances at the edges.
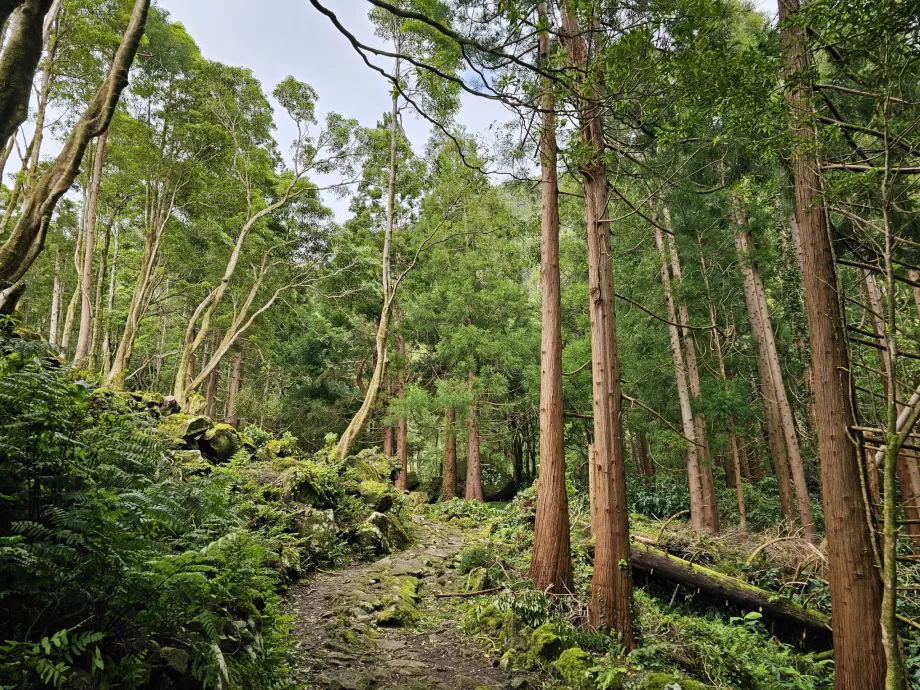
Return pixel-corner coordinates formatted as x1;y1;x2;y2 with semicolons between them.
431;490;838;689
0;332;409;689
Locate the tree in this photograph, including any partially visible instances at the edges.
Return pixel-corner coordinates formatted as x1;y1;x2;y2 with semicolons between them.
531;1;573;597
778;0;885;685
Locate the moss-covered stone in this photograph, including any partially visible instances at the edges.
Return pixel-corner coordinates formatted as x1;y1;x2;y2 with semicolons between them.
642;673;707;690
157;413;211;443
201;423;241;462
256;438;291;463
376;576;420;627
481;460;516;501
528;623;562;661
347;449;398;483
296;506;338;552
358;480;395;512
405;491;429;512
552;648;595;689
171;449;213;477
282;463;326;505
405;470;420;491
357;511;410;555
186;392;206;414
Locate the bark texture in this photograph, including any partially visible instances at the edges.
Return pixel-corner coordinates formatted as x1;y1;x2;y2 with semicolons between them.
531;2;573;597
560;0;634;642
442;406;457;499
465;370;484;502
779;0;885;685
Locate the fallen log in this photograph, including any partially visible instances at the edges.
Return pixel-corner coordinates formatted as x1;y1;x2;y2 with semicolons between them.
630;539;831;635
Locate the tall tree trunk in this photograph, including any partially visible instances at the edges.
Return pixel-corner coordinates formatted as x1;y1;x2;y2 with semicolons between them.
779;0;885;684
637;431;654;481
395;338;408;490
204;355;219;419
665;216;718;532
654;219;705;531
465;370;484;502
698;233;746;532
226;346;244;427
382;383;395;456
443;406;457;499
531;1;573;597
732;197;815;541
88;214;112;372
863;271;920;544
101;225;118;375
48;244;60;347
560;1;634;642
74;129;108;368
60;220;84;356
335;59;400;459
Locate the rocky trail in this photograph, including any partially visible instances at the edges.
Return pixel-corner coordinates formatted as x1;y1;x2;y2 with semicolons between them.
288;515;533;690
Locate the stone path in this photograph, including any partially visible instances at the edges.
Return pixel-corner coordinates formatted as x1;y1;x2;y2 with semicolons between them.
288;515;530;690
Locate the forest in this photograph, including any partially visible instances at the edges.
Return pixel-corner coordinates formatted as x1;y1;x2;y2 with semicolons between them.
0;0;918;688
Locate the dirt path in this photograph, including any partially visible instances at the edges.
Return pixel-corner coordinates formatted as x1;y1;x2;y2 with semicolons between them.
287;515;530;690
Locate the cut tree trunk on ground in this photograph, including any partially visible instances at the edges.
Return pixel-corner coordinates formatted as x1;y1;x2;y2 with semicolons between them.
630;539;830;638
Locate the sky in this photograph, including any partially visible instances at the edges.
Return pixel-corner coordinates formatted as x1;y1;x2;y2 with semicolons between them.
156;0;510;220
156;0;776;220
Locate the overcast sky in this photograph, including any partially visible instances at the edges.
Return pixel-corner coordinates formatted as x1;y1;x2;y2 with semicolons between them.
156;0;775;220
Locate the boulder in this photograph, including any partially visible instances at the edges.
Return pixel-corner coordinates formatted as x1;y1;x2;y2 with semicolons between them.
405;470;420;491
201;423;241;462
552;648;594;690
161;395;181;415
283;464;326;505
347;449;398;483
256;438;291;464
358;480;396;512
296;507;338;553
528;624;562;661
404;492;429;511
158;647;190;676
157;414;211;443
171;450;213;477
357;512;410;555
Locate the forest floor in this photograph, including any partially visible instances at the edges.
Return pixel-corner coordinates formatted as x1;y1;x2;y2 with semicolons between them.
287;515;535;690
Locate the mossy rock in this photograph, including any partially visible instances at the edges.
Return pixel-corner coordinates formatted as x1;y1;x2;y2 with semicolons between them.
528;623;562;661
356;511;410;555
642;673;707;690
157;413;211;443
552;648;594;690
282;464;326;505
347;449;399;483
295;506;338;552
358;480;396;512
256;438;288;463
186;392;207;414
405;470;420;491
376;598;419;627
201;423;241;462
405;491;430;512
171;449;213;477
376;575;420;627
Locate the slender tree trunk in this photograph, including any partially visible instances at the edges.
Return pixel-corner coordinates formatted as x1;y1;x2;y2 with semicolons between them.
88;218;111;372
732;197;815;541
48;244;60;347
698;234;746;532
560;1;634;641
395;338;408;490
60;220;84;356
531;2;573;596
665;216;718;532
465;370;484;501
382;383;395;456
101;225;118;375
73;129;108;367
226;346;244;427
779;1;885;684
654;220;705;531
443;406;457;499
335;59;400;459
204;358;219;418
863;270;920;545
637;431;654;481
